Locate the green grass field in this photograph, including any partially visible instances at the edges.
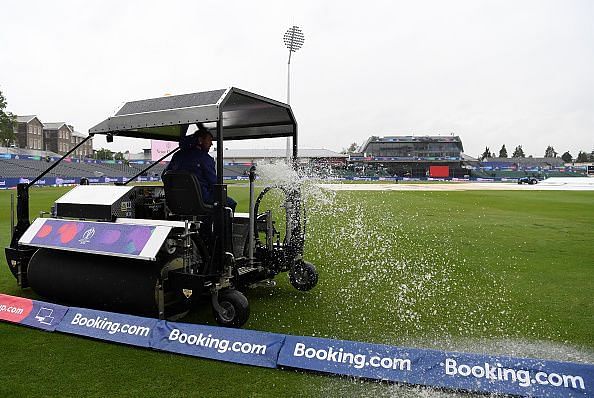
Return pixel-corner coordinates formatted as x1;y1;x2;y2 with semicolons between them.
0;185;592;397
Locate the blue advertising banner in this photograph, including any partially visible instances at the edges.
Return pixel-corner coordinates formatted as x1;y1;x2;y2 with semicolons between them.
2;291;593;397
0;294;68;331
56;307;157;348
55;177;77;185
150;321;285;368
278;335;594;397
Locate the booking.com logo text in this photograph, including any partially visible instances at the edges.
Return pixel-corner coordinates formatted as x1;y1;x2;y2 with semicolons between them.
444;358;585;390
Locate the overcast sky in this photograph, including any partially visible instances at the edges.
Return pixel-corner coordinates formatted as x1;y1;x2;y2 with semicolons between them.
1;0;593;158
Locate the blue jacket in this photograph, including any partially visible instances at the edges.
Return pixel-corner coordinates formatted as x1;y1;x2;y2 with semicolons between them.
163;136;217;204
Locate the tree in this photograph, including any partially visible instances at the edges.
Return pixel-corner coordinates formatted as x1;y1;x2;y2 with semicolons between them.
512;145;525;158
576;151;589;163
96;148;113;160
0;90;16;144
114;151;125;161
561;151;572;163
498;145;508;158
341;142;358;154
544;145;557;158
480;147;492;160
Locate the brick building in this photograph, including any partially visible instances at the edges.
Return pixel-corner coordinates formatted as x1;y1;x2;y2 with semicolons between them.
15;115;44;150
71;129;93;158
42;122;73;154
12;116;93;157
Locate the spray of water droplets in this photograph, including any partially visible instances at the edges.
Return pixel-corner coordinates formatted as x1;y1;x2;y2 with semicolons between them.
251;161;592;396
256;162;517;336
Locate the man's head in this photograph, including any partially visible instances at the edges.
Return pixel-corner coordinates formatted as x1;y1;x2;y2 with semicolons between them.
195;123;213;152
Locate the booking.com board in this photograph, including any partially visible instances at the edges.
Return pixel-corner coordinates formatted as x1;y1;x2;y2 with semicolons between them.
1;293;593;397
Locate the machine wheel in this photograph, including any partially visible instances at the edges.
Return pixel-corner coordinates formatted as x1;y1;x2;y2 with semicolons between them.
289;261;318;291
213;289;250;328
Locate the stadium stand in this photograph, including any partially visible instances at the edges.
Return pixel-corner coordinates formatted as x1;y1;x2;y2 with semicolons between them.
1;158;140;178
350;135;468;178
1;145;586;188
0;146;343;186
0;157;247;181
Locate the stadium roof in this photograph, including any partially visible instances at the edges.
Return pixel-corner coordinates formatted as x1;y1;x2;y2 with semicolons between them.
461;153;478;162
128;148;345;161
373;135;462;143
221;148;346;159
360;135;464;153
90;87;297;142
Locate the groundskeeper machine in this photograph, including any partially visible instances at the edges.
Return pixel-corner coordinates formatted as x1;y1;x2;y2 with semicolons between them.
5;87;318;328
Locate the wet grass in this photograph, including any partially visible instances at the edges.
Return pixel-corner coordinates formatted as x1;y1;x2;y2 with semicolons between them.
0;185;592;397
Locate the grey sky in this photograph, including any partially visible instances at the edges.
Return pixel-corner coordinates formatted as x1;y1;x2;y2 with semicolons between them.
2;0;593;158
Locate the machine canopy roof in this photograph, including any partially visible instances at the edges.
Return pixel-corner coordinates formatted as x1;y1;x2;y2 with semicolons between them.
89;87;296;142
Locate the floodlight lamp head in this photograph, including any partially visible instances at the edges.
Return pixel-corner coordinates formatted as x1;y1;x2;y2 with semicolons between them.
283;25;305;52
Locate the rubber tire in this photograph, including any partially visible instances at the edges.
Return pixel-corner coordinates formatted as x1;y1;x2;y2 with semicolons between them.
213;289;250;328
289;261;318;291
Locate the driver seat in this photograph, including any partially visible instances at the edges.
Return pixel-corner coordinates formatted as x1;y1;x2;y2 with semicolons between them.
162;170;234;273
162;170;213;217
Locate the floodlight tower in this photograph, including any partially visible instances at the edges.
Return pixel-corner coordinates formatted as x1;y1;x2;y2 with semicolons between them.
283;25;304;161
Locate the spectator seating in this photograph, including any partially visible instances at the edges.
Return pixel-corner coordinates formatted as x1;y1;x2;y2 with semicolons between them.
0;158;246;180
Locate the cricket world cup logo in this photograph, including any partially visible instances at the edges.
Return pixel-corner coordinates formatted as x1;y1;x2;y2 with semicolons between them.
79;227;96;245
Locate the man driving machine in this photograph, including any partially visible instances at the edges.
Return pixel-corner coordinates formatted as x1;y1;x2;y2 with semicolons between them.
163;123;237;211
